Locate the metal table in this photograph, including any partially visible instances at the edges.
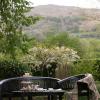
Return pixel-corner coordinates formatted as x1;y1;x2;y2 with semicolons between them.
4;90;65;100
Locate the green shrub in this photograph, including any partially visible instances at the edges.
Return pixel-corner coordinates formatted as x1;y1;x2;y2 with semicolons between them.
93;60;100;80
21;46;79;78
0;60;31;79
96;81;100;95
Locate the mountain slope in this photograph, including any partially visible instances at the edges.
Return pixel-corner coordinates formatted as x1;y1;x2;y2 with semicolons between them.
28;5;100;18
24;5;100;39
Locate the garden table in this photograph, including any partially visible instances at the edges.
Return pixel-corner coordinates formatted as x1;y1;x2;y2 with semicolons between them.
5;89;65;100
0;76;61;100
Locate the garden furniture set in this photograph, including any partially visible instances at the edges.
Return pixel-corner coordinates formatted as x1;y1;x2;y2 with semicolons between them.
0;73;99;100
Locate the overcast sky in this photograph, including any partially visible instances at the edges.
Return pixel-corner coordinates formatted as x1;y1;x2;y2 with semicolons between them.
28;0;100;9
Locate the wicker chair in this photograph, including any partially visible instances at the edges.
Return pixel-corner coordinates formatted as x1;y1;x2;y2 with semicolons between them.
58;74;85;90
0;76;60;100
58;74;86;100
77;73;100;100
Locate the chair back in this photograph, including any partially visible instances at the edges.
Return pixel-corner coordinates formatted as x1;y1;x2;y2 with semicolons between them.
58;74;85;90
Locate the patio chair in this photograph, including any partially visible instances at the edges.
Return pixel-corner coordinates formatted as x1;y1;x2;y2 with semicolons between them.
58;74;86;100
77;73;100;100
58;74;85;90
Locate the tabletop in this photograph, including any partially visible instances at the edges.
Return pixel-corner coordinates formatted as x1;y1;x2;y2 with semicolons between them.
2;90;65;100
11;89;65;95
10;89;65;100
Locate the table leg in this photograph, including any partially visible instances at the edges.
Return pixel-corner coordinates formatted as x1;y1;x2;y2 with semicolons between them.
21;96;25;100
51;95;54;100
52;95;57;100
59;95;63;100
48;95;57;100
28;95;32;100
8;96;12;100
48;95;51;100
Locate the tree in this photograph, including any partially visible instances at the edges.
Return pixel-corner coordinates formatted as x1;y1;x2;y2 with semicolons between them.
0;0;39;59
21;46;79;78
44;32;82;56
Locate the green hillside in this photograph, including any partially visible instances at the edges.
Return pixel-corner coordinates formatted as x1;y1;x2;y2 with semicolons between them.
24;5;100;40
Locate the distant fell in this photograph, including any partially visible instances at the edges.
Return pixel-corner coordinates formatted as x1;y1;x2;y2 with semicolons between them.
24;5;100;39
28;5;100;18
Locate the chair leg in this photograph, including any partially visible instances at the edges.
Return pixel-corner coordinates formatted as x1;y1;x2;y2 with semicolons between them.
28;95;32;100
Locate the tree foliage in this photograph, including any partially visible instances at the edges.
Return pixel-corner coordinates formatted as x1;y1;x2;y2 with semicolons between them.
21;46;79;77
0;0;39;59
44;33;83;56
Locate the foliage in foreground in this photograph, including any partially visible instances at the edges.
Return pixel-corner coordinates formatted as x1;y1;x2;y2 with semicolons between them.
0;0;39;59
0;60;31;79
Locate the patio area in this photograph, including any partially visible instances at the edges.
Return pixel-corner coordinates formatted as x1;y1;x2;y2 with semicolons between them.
0;73;99;100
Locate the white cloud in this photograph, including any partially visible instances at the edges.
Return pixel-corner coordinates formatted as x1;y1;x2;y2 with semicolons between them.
28;0;100;9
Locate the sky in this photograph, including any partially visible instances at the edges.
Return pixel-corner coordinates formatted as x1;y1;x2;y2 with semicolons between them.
28;0;100;9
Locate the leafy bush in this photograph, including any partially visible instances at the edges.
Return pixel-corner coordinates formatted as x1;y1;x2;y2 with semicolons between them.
0;60;31;79
21;46;79;78
96;81;100;93
74;59;95;75
93;60;100;80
